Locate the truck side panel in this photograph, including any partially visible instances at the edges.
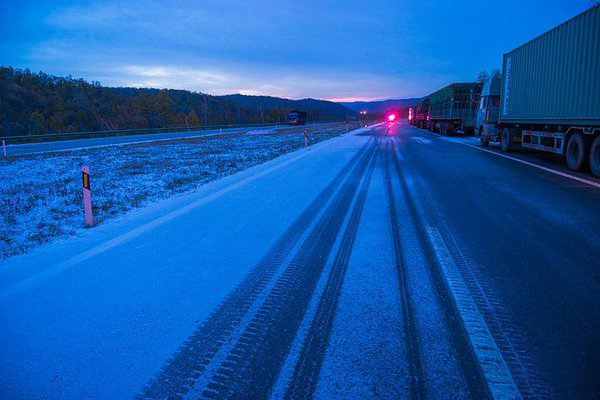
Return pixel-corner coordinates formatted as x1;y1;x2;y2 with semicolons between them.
429;83;482;129
500;5;600;125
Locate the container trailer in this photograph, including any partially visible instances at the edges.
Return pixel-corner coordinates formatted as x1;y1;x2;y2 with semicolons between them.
480;4;600;176
414;97;430;129
427;83;482;135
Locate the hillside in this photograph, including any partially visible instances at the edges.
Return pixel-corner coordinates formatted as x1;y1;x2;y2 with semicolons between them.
340;98;422;113
221;94;355;121
0;67;354;136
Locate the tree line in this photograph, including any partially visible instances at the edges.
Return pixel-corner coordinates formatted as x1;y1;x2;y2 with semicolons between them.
0;67;352;136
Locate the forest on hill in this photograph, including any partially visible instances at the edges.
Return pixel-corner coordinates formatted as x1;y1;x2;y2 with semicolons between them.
0;67;354;136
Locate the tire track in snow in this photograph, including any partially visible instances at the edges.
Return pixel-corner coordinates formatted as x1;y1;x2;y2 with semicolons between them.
280;138;379;400
384;140;426;400
138;139;376;400
390;140;521;400
399;134;552;398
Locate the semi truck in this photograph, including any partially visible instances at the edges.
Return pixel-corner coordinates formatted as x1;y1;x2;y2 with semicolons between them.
287;110;308;125
428;83;482;135
414;97;430;129
479;4;600;177
476;77;502;142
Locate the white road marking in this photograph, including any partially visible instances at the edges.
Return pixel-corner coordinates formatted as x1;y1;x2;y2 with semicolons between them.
413;126;600;190
465;144;600;189
409;137;432;144
401;167;521;399
425;227;521;400
439;136;479;144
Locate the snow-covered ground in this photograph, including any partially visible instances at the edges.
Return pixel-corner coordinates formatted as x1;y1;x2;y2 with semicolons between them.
0;125;372;399
0;124;356;260
2;121;597;399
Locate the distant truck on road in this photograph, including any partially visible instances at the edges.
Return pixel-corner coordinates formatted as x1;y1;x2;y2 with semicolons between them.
427;83;482;135
475;77;502;141
288;110;308;125
414;97;430;129
479;4;600;177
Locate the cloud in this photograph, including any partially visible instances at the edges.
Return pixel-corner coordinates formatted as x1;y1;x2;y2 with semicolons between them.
91;62;404;100
9;0;517;100
45;3;134;29
120;65;229;86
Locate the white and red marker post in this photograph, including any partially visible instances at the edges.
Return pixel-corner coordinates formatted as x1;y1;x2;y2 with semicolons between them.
81;165;93;227
2;140;6;157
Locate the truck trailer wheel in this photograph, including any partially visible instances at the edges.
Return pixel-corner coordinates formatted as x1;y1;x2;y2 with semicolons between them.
590;135;600;178
447;123;455;135
566;132;588;172
500;128;514;152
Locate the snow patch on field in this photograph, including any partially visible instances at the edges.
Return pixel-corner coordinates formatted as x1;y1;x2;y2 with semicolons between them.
246;128;276;135
0;124;355;260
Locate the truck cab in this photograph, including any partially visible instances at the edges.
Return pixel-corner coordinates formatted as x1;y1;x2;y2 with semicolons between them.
476;77;501;146
288;110;307;125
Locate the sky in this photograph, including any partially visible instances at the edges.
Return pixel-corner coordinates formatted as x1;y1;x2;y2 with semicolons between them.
0;0;594;101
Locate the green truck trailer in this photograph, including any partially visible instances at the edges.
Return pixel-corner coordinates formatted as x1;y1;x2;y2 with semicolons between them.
413;97;430;129
427;83;482;135
482;4;600;176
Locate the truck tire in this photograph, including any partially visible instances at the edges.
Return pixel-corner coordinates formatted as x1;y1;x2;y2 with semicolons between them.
589;135;600;178
566;132;588;172
500;128;514;152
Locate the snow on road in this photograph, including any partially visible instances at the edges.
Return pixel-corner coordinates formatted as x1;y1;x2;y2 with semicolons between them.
0;123;355;260
312;147;409;399
6;122;588;399
0;125;373;399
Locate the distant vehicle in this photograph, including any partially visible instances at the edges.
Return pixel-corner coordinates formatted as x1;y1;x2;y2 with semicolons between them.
427;83;482;135
414;98;430;129
480;4;600;177
476;77;501;141
407;107;415;125
288;110;308;125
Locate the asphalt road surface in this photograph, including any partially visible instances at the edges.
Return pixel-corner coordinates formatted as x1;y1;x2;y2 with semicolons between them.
4;122;333;156
1;122;598;399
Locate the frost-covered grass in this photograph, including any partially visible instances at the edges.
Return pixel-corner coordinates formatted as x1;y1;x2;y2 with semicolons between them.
0;123;357;260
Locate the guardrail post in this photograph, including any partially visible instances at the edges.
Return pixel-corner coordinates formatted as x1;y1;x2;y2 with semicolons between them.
81;166;94;227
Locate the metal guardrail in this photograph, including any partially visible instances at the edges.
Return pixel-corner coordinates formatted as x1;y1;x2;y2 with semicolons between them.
0;120;343;145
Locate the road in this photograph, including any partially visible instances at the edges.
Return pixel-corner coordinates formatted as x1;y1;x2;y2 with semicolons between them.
0;122;599;399
3;122;334;156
